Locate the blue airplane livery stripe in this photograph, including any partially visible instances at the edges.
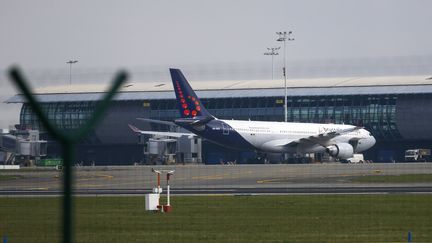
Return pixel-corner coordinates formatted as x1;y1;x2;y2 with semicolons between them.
182;120;256;151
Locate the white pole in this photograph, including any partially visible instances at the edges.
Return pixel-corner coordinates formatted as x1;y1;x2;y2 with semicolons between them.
166;173;171;206
66;60;78;86
276;31;294;122
167;184;170;206
271;53;274;80
283;39;287;122
69;63;72;85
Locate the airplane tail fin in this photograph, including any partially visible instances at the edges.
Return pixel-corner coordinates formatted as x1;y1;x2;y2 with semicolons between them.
169;68;213;118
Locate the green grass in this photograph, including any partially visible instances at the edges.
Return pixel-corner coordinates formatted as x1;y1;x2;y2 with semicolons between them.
1;195;431;242
352;174;432;183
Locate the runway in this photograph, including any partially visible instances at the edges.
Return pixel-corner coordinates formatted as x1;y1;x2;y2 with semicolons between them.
2;186;432;197
1;163;432;196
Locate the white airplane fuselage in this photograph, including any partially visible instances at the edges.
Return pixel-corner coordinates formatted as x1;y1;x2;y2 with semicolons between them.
185;118;376;155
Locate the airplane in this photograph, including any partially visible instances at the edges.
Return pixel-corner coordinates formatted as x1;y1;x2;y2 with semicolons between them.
129;68;376;159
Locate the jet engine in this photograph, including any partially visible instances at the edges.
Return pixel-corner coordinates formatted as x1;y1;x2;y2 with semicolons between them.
326;143;354;159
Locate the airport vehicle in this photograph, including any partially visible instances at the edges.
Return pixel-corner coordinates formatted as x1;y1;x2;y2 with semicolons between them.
130;69;376;159
345;154;364;163
405;149;431;162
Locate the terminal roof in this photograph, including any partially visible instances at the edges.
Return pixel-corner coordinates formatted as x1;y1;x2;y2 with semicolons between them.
5;75;432;103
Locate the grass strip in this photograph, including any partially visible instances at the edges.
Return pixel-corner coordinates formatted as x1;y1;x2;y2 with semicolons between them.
0;195;431;242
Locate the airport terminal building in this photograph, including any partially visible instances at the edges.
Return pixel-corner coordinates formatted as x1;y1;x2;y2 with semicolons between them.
6;75;432;164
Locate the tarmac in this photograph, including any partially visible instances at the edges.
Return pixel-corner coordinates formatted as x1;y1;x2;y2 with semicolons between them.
1;162;432;196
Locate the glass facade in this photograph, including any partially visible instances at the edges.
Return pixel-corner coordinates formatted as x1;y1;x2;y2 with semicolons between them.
146;95;402;140
20;102;97;131
20;94;402;141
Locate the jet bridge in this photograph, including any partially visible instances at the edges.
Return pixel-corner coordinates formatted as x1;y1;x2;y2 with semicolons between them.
138;134;202;165
0;128;47;166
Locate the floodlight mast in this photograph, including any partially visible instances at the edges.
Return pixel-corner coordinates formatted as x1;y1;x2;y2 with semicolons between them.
276;31;294;122
264;47;280;80
66;60;78;85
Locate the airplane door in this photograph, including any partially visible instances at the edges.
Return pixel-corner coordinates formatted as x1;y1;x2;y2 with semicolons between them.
222;123;230;135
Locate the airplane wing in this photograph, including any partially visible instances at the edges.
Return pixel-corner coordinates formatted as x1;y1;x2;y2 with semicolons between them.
136;118;176;126
308;126;362;143
282;126;363;147
128;124;197;139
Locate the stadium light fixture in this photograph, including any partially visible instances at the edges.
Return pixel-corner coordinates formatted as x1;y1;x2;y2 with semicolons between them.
264;47;280;80
66;60;78;86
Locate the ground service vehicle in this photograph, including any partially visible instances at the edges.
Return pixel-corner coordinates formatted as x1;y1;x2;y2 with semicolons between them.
405;149;431;162
346;154;364;163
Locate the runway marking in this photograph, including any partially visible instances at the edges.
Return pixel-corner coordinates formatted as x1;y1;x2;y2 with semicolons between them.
340;173;372;177
192;175;225;180
75;174;114;181
78;184;105;188
192;171;253;180
256;178;289;184
28;187;49;190
97;174;114;179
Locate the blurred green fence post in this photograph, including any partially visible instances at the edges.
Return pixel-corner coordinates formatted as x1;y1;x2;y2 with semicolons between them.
8;66;128;243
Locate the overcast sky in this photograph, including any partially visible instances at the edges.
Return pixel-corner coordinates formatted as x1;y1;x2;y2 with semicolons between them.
1;0;432;127
2;0;432;69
